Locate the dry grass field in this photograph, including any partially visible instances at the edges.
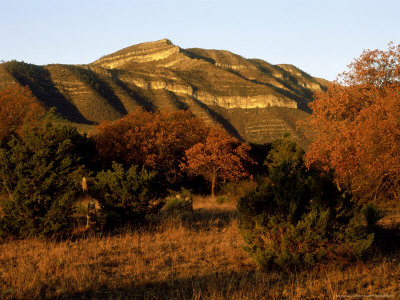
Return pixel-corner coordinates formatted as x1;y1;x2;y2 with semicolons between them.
1;195;400;299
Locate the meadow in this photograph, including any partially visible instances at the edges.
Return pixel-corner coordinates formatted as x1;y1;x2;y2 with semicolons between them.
1;195;399;299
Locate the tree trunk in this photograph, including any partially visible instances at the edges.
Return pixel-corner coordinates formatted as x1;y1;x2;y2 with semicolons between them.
211;173;216;199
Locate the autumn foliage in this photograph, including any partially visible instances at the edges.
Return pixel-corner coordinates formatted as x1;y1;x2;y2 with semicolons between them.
305;43;400;204
182;128;253;197
95;109;209;184
95;109;253;195
0;84;45;141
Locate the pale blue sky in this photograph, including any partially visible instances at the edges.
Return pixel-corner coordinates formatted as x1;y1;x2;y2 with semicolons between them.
1;0;399;81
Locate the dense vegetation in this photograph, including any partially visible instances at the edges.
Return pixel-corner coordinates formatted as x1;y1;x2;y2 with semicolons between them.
0;103;253;237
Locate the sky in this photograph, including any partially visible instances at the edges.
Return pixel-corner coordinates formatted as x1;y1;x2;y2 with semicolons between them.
1;0;399;81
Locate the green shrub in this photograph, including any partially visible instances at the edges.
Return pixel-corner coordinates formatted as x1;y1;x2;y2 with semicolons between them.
238;150;375;269
263;137;304;173
92;162;163;228
161;188;193;213
0;122;92;238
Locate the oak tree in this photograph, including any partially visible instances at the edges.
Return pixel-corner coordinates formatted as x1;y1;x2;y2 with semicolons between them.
182;128;253;198
305;43;400;204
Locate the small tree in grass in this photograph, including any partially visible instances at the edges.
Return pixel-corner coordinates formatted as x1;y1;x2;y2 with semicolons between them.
0;122;93;238
182;128;253;198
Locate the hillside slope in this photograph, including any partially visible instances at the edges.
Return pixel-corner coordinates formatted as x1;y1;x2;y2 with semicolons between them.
0;39;326;146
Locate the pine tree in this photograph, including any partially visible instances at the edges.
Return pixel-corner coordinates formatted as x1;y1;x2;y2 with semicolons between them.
0;122;93;238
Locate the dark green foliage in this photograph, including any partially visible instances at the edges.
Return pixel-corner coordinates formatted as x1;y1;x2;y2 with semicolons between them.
0;122;92;238
263;136;305;172
238;140;375;269
249;136;305;177
92;162;163;228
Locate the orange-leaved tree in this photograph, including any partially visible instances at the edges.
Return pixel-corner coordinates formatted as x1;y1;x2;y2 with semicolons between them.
305;43;400;204
95;109;210;184
182;127;253;198
0;84;45;141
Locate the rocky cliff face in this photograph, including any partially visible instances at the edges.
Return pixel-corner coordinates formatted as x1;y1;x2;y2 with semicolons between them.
94;39;181;68
0;39;327;146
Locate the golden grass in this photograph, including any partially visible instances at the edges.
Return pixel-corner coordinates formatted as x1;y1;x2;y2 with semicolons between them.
1;195;399;299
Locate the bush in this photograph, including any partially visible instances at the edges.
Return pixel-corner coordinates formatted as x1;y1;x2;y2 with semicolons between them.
92;162;163;228
0;122;92;238
238;146;375;269
161;188;193;213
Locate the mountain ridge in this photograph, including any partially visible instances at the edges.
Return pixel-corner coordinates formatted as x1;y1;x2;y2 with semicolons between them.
0;39;326;147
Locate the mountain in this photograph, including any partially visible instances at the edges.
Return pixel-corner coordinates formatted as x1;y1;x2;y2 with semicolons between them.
0;39;328;147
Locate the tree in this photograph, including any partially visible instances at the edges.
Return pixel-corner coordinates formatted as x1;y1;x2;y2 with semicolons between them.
182;128;253;198
305;43;400;204
95;109;209;184
0;122;92;238
0;84;45;141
